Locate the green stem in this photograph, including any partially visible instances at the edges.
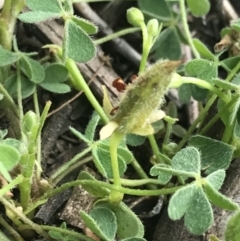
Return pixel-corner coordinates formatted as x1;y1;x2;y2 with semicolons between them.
179;0;200;59
53;155;92;185
177;95;216;151
109;131;124;204
163;121;173;148
42;179;185;199
0;175;23;197
94;27;140;45
40;225;95;241
0;197;51;240
225;60;240;82
119;178;163;186
148;135;161;158
139;23;150;72
33;90;42;181
200;95;239;136
64;57;109;124
172;74;229;103
51;145;93;184
16;60;23;125
222;118;236;144
130;158;157;189
0;0;25;79
0;216;24;241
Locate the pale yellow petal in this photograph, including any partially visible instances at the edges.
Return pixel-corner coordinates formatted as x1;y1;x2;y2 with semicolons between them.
131;123;154;136
100;121;118;140
148;110;166;123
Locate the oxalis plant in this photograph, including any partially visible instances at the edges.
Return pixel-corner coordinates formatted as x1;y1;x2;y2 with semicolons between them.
0;0;240;240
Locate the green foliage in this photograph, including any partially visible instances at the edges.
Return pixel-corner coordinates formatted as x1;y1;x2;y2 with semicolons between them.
125;134;146;147
192;39;215;60
78;171;109;197
224;211;240;241
97;202;144;239
189;135;234;174
18;0;97;63
20;55;45;83
1;0;240;240
153;27;182;60
63;19;96;63
186;0;210;17
0;46;19;66
70;113;133;179
0;143;20;182
138;0;171;21
80;207;117;241
39;64;70;93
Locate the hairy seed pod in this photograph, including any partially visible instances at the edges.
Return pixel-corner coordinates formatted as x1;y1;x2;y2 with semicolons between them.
112;60;181;135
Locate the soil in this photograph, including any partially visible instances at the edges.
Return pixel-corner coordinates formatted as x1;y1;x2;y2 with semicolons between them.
1;1;240;241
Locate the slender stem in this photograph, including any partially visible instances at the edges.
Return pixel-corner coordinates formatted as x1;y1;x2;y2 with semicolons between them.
64;57;109;124
0;175;23;197
40;225;95;241
0;216;24;241
94;27;140;45
163;122;173;148
16;60;23;124
53;156;92;185
130;158;157;189
200;95;239;135
172;75;229;103
222;118;235;143
109;131;124;204
0;197;51;240
42;179;185;199
33;90;42;181
51;145;93;183
119;178;163;186
148;135;161;158
225;60;240;82
177;94;216;151
179;0;200;59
